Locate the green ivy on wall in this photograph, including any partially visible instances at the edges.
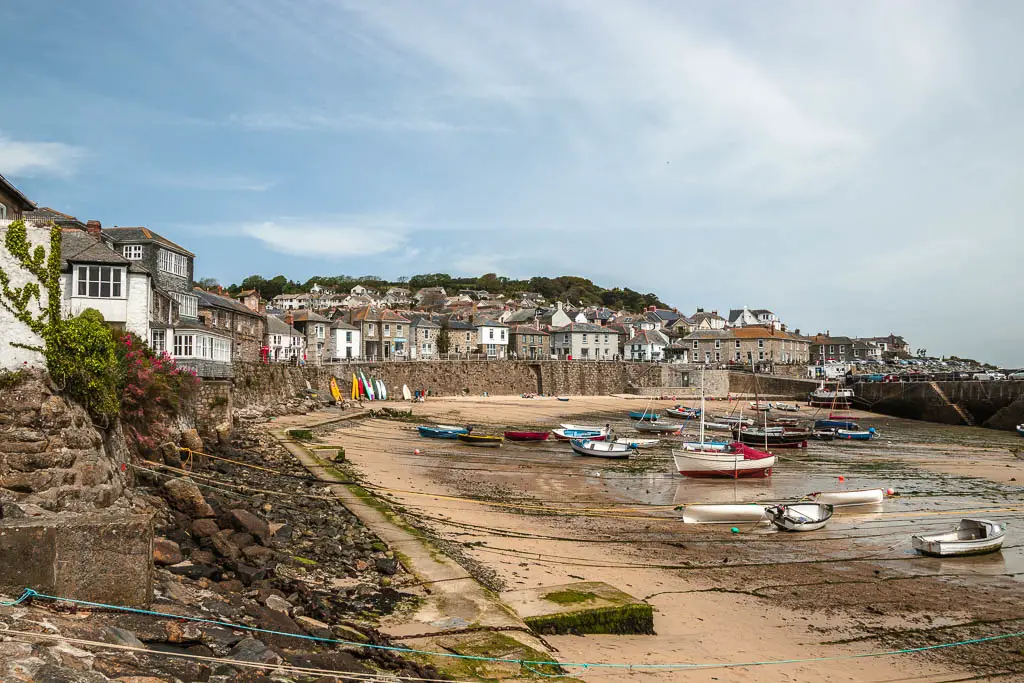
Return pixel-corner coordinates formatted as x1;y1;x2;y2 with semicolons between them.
0;219;63;340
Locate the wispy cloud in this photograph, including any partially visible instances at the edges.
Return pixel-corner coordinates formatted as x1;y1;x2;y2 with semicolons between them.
240;217;410;258
227;109;503;134
150;172;274;192
0;133;83;178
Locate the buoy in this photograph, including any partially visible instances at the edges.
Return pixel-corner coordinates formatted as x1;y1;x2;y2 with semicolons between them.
414;449;421;455
886;487;894;495
730;527;739;534
838;475;845;482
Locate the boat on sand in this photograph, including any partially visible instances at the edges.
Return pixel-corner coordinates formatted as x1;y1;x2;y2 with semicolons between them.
570;439;632;459
911;519;1005;557
680;504;767;524
765;503;833;532
504;431;550;441
807;488;885;506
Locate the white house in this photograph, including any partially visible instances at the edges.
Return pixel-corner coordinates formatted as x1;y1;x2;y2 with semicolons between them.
475;319;508;359
728;306;781;330
266;315;306;362
550;323;621;360
271;293;301;310
330;320;361;360
624;329;668;362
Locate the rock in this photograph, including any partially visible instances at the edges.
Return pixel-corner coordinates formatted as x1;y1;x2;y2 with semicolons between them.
46;642;96;671
164;620;204;644
330;623;370;644
190;549;216;565
252;606;305;649
215;423;232;447
235;563;269;586
375;557;399;576
163;478;214;517
242;545;274;566
214;579;245;594
167;561;220;581
263;594;291;614
0;641;34;658
153;538;183;566
228;509;270;544
294;616;331;639
180;429;203;453
115;677;168;682
229;532;254;548
161;580;193;605
102;626;146;649
286;651;369;676
269;523;292;541
190;518;220;538
228;638;281;665
354;559;370;572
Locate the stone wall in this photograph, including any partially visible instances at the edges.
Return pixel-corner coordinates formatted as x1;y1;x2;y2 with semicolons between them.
727;373;821;399
854;380;1024;431
194;379;232;438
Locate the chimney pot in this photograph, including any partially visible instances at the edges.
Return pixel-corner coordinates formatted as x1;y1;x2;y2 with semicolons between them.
86;220;102;236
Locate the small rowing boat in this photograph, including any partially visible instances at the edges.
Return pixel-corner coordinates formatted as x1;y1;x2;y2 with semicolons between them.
570;439;632;459
504;430;550;441
765;503;833;532
665;406;700;419
716;415;754;427
612;437;659;449
635;421;683;434
812;429;837;441
457;433;503;447
774;402;800;412
680;503;767;524
556;397;570;402
835;428;877;440
1016;424;1023;436
417;425;468;439
807;488;885;506
733;428;810;448
749;401;772;411
561;423;608;434
912;519;1005;557
815;419;860;430
629;411;660;421
552;428;606;441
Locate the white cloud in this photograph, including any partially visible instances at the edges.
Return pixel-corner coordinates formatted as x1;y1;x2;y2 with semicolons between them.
241;218;409;258
151;172;274;192
228;110;502;134
0;134;83;177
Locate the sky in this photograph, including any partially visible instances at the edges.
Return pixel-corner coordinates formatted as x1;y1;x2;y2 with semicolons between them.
2;1;1022;365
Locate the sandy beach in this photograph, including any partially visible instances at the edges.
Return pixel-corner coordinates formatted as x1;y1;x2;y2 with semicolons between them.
273;396;1024;681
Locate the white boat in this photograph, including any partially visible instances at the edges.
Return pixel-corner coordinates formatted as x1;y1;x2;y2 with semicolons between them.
561;423;609;435
681;503;767;524
680;441;730;451
716;415;754;427
665;407;699;419
570;439;632;459
702;421;735;432
672;448;776;478
774;402;800;412
807;488;885;507
612;437;660;449
765;503;834;532
912;519;1005;557
749;401;772;411
809;384;855;407
635;421;683;433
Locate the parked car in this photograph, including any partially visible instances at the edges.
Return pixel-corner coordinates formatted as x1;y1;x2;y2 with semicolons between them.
1008;371;1024;380
974;371;1006;380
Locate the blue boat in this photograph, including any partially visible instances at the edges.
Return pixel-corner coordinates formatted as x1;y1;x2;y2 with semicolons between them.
815;419;861;431
836;427;877;441
629;411;660;421
417;425;468;439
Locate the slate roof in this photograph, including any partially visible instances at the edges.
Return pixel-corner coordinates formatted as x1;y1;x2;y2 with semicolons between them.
60;230;141;270
683;329;734;340
626;330;668;346
552;322;620;334
267;315;302;336
474;317;508;328
24;206;84;229
646;308;679;322
330;320;359;330
0;173;35;211
102;226;195;257
195;288;261;317
290;310;330;323
509;325;549;336
444;319;476;331
504;309;537;324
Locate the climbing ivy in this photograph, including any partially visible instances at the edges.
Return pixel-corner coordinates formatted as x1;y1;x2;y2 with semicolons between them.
0;219;62;341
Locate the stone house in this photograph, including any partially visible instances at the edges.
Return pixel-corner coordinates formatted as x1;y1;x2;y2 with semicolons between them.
644;307;681;330
538;301;573;329
443;319;478;355
474;318;509;359
380;309;411;359
810;335;857;364
508;325;551;360
683;329;734;364
866;334;911;357
408;316;440;360
690;309;727;330
329;320;361;361
349;306;383;360
290;310;331;364
550;322;621;360
265;315;305;362
728;327;810;365
624;329;669;362
235;289;263;314
196;288;267;363
0;172;35;221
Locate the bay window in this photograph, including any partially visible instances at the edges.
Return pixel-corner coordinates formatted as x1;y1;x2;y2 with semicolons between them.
76;265;123;298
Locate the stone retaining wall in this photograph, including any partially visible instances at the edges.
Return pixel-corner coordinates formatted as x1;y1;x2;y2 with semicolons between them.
855;380;1024;431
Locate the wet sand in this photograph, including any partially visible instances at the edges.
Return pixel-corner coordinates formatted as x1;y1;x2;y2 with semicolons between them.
311;396;1024;681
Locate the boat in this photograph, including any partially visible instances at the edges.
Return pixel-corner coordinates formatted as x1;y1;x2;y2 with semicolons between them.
457;433;503;447
417;425;467;439
835;428;877;441
807;488;885;506
402;384;412;401
811;429;837;441
629;411;660;421
351;373;359;400
666;406;700;419
680;440;731;451
680;504;767;524
612;437;660;449
1017;424;1024;436
715;415;754;427
808;383;854;407
911;519;1005;557
553;428;606;441
702;421;736;432
556;397;570;402
774;402;800;412
570;439;632;459
749;401;772;411
504;430;550;441
765;503;834;532
733;428;810;448
672;444;776;478
635;421;683;433
815;419;861;430
561;423;608;434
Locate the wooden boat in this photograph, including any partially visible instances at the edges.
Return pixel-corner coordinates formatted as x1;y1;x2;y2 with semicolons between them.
835;428;876;440
612;437;660;449
749;401;772;411
629;411;660;421
417;425;467;439
807;488;885;506
570;439;632;459
457;433;503;447
556;397;570;402
912;519;1005;557
504;430;550;441
665;407;699;419
733;428;809;448
765;503;834;532
815;419;860;430
672;443;776;478
774;402;800;412
681;503;767;524
808;385;854;407
553;428;606;441
635;421;683;433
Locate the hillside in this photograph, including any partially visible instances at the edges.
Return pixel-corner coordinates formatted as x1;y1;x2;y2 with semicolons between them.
224;272;669;313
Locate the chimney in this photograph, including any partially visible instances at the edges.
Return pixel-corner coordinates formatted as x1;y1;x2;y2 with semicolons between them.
86;220;102;236
286;312;294;327
648;305;656;312
711;310;718;316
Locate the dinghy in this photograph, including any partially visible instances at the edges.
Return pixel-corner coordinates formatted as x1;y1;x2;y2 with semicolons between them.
807;488;885;506
811;429;837;441
815;419;860;431
765;503;834;532
808;384;854;407
556;397;570;402
570;439;632;459
553;428;606;441
749;401;772;411
911;519;1005;557
1017;424;1024;436
504;430;550;441
417;425;467;439
666;407;699;419
635;421;683;433
716;415;754;427
774;402;800;412
733;428;809;448
835;428;877;440
612;437;660;449
680;504;767;524
672;444;776;478
457;433;503;447
702;421;736;432
561;423;608;434
629;411;660;421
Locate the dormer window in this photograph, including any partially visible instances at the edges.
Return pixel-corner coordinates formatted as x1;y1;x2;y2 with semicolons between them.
76;265;123;298
122;245;143;260
158;248;188;277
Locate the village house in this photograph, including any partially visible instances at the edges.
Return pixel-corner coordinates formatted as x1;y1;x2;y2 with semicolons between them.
408;316;440;360
329;320;361;361
583;307;615;326
0;172;35;221
196;288;267;363
502;308;538;326
414;286;447;309
550;322;621;360
349;306;382;359
235;289;263;314
443;319;478;355
384;287;412;307
727;306;782;330
265;315;305;362
290;310;331;363
644;307;681;330
508;325;551;360
728;327;811;365
624;329;669;362
538;301;573;329
683;329;733;364
690;309;727;330
379;309;411;358
866;334;911;358
810;335;857;364
271;293;301;310
475;318;509;359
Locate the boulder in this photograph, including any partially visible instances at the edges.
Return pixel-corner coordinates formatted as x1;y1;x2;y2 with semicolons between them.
294;615;331;639
228;509;270;544
190;518;220;538
207;529;241;560
162;478;214;518
153;538;183;566
228;637;281;665
375;557;399;576
242;545;274;566
179;429;203;453
263;594;291;614
235;563;269;586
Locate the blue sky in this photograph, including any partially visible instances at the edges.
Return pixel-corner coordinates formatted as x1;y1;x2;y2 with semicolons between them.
3;1;1023;364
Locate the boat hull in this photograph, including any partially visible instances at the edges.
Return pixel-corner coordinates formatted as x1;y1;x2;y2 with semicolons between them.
912;519;1004;557
672;449;776;478
417;426;467;439
835;429;875;440
765;503;834;532
815;419;860;430
635;421;683;433
681;504;767;524
808;488;885;506
570;439;632;459
457;434;503;447
629;411;660;421
612;438;659;449
553;429;606;441
504;431;550;441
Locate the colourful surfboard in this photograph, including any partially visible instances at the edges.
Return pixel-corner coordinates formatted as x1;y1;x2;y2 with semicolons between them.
351;373;358;400
329;376;342;402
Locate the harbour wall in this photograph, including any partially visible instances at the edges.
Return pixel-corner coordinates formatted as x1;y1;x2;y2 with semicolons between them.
855;380;1024;431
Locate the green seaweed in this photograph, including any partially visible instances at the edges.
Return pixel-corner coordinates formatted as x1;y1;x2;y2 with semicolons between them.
543;589;598;605
525;603;655;635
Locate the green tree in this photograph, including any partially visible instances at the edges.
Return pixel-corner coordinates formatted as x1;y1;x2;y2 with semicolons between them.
436;327;451;354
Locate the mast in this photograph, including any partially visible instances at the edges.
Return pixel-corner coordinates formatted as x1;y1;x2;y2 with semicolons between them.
699;365;706;447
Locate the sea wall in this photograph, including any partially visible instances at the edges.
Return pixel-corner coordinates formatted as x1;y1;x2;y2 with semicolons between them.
727;373;821;400
855;380;1024;431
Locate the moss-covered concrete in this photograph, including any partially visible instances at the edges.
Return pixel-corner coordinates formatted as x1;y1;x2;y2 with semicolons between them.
503;581;655;635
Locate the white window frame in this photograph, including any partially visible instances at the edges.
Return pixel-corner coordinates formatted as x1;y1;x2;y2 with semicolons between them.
173;334;194;357
758;339;765;348
151;329;166;353
170;292;198;318
75;265;124;298
158;249;188;277
0;204;6;219
122;245;144;260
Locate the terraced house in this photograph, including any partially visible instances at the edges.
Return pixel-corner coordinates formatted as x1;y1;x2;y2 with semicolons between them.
508;325;550;360
196;288;267;362
550;322;620;360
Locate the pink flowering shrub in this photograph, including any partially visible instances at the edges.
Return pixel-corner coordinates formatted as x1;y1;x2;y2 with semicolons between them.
115;332;199;454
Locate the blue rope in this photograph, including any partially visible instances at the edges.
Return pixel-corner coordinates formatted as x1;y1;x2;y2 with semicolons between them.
10;588;1024;671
